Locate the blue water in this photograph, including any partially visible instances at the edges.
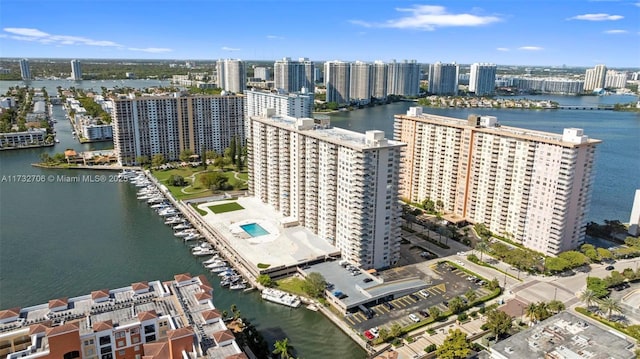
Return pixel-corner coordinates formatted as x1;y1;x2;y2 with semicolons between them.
241;223;270;237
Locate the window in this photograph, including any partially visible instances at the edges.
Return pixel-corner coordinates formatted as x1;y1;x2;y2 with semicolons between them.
99;336;111;346
63;351;80;359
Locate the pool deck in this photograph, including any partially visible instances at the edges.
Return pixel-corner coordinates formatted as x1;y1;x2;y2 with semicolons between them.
196;197;340;272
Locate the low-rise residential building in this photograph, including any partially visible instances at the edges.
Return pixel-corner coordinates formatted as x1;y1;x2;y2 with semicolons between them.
0;274;247;359
0;129;48;149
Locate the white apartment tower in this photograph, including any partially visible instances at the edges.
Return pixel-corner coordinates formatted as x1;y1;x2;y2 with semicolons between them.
469;63;497;96
324;60;351;104
254;66;270;81
216;59;247;93
349;61;372;103
273;57;315;93
387;60;420;96
605;70;627;89
246;88;313;118
70;59;82;81
371;61;388;99
247;114;405;269
395;107;601;255
111;93;245;165
19;59;31;80
428;62;459;95
584;64;607;91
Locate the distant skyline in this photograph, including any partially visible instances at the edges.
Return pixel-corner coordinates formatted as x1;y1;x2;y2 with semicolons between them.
0;0;639;68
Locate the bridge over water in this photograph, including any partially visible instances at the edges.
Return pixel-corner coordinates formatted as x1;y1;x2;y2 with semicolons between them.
557;104;615;110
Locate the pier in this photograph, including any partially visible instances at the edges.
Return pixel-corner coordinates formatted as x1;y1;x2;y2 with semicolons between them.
557;104;614;110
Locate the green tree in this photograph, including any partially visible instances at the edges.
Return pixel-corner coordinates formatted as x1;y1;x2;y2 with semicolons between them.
548;300;565;314
545;257;570;273
421;198;435;213
586;277;610;298
600;297;622;319
136;155;149;166
475;240;490;262
378;327;389;341
558;251;589;267
448;297;465;314
179;149;194;162
272;338;294;359
485;309;513;340
605;271;625;288
229;137;237;165
429;306;442;319
40;152;52;163
151;154;165;168
170;175;186;186
389;323;403;339
487;278;500;291
579;289;598;309
200;171;227;190
597;247;613;261
435;329;471;359
257;274;273;287
302;272;326;298
464;289;477;304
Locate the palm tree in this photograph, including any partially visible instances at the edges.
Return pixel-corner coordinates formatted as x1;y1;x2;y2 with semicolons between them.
579;289;597;310
548;300;565;314
272;338;294;359
600;297;622;319
464;289;477;304
476;240;490;262
525;302;538;323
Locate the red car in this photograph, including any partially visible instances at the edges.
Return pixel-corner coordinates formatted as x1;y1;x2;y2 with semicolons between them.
364;330;375;340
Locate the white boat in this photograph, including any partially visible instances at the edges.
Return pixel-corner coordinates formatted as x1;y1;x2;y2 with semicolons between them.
172;223;191;230
203;255;222;264
261;288;301;308
218;269;237;277
164;217;183;225
151;202;170;209
193;248;216;257
184;233;201;241
175;229;196;238
158;208;178;217
205;260;228;269
54;139;60;143
147;196;165;204
230;283;247;290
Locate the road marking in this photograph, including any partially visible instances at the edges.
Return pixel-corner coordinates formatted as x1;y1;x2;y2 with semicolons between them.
345;316;356;326
374;306;387;315
427;283;446;294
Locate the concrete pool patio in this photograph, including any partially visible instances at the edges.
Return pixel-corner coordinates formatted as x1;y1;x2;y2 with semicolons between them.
195;196;341;274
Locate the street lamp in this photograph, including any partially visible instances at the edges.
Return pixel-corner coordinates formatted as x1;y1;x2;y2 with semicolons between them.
553;287;558;301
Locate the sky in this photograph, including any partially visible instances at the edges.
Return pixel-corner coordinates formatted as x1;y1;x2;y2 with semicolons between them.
0;0;639;68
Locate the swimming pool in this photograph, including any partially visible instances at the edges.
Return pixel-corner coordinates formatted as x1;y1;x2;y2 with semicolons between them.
240;223;269;237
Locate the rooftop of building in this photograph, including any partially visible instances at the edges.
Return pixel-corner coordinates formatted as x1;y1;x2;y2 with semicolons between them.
302;261;427;311
395;108;601;147
194;196;340;272
489;311;636;359
250;113;405;151
0;275;244;359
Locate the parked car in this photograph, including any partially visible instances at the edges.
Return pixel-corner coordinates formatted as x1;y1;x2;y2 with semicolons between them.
419;289;430;298
605;265;615;271
363;330;374;340
409;294;420;301
384;302;395;310
409;314;420;322
419;310;430;318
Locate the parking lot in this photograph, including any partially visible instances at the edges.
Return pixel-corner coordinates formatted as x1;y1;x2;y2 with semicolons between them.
345;261;493;336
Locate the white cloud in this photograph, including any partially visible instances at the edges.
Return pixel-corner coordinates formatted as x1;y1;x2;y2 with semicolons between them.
603;29;628;34
128;47;172;53
350;5;501;30
222;46;240;51
266;35;284;39
496;47;509;52
518;46;543;51
567;13;623;21
2;27;123;47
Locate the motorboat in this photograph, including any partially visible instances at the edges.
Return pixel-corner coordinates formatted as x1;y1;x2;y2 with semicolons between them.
158;208;178;217
172;222;191;230
193;248;216;257
164;216;183;225
147;196;165;204
183;233;201;241
150;202;170;209
229;283;247;290
261;288;301;308
175;229;197;238
205;260;228;269
218;269;237;277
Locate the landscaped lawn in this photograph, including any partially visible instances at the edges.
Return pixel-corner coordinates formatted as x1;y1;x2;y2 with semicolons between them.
275;277;307;297
208;202;244;214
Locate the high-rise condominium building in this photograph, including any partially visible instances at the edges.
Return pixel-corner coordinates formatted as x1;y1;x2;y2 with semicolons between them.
245;88;313;118
111;93;245;165
324;61;351;104
371;61;388;99
247;113;405;269
605;70;627;89
387;60;420;97
469;63;497;96
349;61;372;103
273;57;315;93
395;107;600;255
428;62;459;95
584;64;607;91
253;66;270;81
216;59;246;93
19;59;31;80
70;59;82;81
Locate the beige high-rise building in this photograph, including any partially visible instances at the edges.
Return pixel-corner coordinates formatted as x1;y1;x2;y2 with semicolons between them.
247;113;405;269
216;59;246;93
111;93;245;165
349;61;372;103
395;107;601;255
584;64;607;91
324;60;350;104
273;57;315;93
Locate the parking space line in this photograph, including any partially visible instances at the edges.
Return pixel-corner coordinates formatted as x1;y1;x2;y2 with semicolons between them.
353;312;366;323
344;316;356;326
374;306;387;315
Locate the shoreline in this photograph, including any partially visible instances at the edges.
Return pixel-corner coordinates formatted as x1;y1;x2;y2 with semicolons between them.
0;143;55;151
31;163;139;171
